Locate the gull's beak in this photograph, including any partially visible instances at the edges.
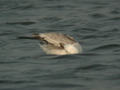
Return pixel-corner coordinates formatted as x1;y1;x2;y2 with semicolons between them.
18;34;40;40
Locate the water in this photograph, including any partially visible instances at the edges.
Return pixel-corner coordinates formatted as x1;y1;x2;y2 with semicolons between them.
0;0;120;90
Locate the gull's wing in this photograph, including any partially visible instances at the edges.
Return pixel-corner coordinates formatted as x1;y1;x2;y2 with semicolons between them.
33;32;76;47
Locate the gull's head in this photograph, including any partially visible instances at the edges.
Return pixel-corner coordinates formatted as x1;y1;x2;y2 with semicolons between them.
63;43;82;54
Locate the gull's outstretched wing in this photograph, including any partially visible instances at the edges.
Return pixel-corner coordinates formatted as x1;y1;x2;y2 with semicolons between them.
33;32;76;47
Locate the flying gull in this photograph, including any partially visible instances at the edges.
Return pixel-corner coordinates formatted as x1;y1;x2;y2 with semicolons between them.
19;32;82;55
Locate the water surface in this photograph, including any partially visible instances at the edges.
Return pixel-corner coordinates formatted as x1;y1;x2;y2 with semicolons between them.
0;0;120;90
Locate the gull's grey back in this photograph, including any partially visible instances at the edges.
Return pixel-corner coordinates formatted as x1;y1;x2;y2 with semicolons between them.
39;32;76;47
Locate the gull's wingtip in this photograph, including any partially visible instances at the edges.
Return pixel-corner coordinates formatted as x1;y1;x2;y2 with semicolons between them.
18;34;40;40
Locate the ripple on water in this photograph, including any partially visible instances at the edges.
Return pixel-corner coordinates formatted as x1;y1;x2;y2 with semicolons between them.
90;13;106;19
0;80;34;84
73;64;114;72
92;44;120;51
108;17;120;21
6;21;36;26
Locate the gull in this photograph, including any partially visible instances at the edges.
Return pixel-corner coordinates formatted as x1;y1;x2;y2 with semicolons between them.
19;32;82;55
